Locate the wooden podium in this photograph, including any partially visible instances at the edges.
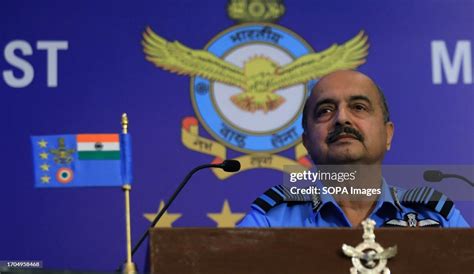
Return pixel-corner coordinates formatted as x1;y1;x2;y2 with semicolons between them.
149;228;473;274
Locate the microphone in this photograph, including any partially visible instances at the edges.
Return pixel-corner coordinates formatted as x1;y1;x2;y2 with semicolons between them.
423;170;443;182
118;160;241;270
220;159;241;172
423;170;473;187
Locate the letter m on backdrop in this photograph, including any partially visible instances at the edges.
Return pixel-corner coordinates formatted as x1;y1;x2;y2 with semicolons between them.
431;40;472;85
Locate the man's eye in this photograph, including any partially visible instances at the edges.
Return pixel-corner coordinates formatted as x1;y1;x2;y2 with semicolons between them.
316;108;333;117
353;104;367;111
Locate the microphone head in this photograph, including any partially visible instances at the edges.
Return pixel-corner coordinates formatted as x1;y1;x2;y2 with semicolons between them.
423;170;444;182
221;160;241;172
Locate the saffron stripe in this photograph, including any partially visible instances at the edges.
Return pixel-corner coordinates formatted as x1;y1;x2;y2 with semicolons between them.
77;134;119;143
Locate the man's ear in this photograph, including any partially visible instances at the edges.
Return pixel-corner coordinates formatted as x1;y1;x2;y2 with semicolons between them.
385;121;394;150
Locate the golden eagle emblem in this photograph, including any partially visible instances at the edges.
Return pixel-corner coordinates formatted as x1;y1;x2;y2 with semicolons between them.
142;27;369;113
50;138;75;165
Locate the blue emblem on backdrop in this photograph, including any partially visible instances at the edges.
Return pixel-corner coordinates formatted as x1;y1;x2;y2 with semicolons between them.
192;24;313;153
143;13;369;179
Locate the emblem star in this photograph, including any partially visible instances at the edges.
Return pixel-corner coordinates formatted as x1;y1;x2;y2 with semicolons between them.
39;152;49;160
207;200;245;228
40;163;50;171
143;201;182;228
38;139;48;148
40;175;51;183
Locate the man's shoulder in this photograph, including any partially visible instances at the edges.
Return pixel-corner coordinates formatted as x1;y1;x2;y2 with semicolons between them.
392;186;469;227
237;185;314;227
250;185;315;215
394;186;455;220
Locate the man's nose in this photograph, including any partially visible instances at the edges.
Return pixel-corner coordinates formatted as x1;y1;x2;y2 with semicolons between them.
334;107;352;126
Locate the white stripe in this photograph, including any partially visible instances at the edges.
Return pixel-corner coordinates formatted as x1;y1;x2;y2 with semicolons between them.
77;142;120;151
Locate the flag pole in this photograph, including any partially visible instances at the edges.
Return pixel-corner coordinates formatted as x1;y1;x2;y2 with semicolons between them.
121;113;137;274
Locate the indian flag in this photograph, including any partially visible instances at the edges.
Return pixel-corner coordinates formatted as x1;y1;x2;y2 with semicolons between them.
77;134;121;160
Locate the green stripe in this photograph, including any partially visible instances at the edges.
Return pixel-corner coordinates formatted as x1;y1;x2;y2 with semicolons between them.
78;151;121;160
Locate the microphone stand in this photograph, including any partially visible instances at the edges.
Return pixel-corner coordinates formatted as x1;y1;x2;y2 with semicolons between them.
117;163;221;271
443;173;474;187
132;163;218;255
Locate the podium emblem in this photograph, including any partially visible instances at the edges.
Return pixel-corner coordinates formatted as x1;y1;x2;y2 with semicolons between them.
342;219;397;274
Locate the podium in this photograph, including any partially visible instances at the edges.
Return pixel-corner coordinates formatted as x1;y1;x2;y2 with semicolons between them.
149;228;474;274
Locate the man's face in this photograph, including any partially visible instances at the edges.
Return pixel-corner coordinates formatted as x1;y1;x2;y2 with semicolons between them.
303;71;394;165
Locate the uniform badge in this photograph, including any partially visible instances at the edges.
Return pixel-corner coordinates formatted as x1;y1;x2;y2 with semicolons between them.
142;0;370;179
385;212;440;227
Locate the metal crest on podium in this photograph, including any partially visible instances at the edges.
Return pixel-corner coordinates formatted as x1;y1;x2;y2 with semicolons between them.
342;219;397;274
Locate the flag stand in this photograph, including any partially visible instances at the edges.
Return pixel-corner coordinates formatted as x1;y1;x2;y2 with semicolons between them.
121;113;137;274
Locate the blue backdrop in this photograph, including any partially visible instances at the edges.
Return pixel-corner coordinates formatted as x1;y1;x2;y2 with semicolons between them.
0;0;473;271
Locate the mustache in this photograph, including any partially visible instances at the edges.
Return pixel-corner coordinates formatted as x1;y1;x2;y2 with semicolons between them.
326;126;364;144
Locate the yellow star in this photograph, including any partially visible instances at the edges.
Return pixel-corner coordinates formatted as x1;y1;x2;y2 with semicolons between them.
40;163;50;171
39;152;49;160
207;200;245;228
38;139;48;148
143;201;182;228
41;175;51;183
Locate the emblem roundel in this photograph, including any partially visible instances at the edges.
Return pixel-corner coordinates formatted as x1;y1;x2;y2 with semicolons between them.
56;167;73;184
191;23;314;153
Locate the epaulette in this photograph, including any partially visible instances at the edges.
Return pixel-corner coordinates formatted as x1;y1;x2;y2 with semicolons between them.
251;185;313;214
400;186;454;220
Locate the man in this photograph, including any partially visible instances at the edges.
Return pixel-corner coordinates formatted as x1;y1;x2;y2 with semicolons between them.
238;70;469;228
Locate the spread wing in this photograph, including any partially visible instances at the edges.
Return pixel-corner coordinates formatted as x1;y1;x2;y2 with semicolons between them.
418;219;440;227
269;31;369;91
385;219;408;227
374;246;398;260
342;244;364;258
142;27;246;88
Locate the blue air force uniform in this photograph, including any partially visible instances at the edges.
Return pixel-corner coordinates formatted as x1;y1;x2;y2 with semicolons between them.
238;180;470;228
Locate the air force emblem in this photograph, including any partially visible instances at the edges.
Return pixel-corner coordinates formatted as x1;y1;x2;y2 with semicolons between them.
342;219;397;274
142;0;369;179
50;138;75;165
